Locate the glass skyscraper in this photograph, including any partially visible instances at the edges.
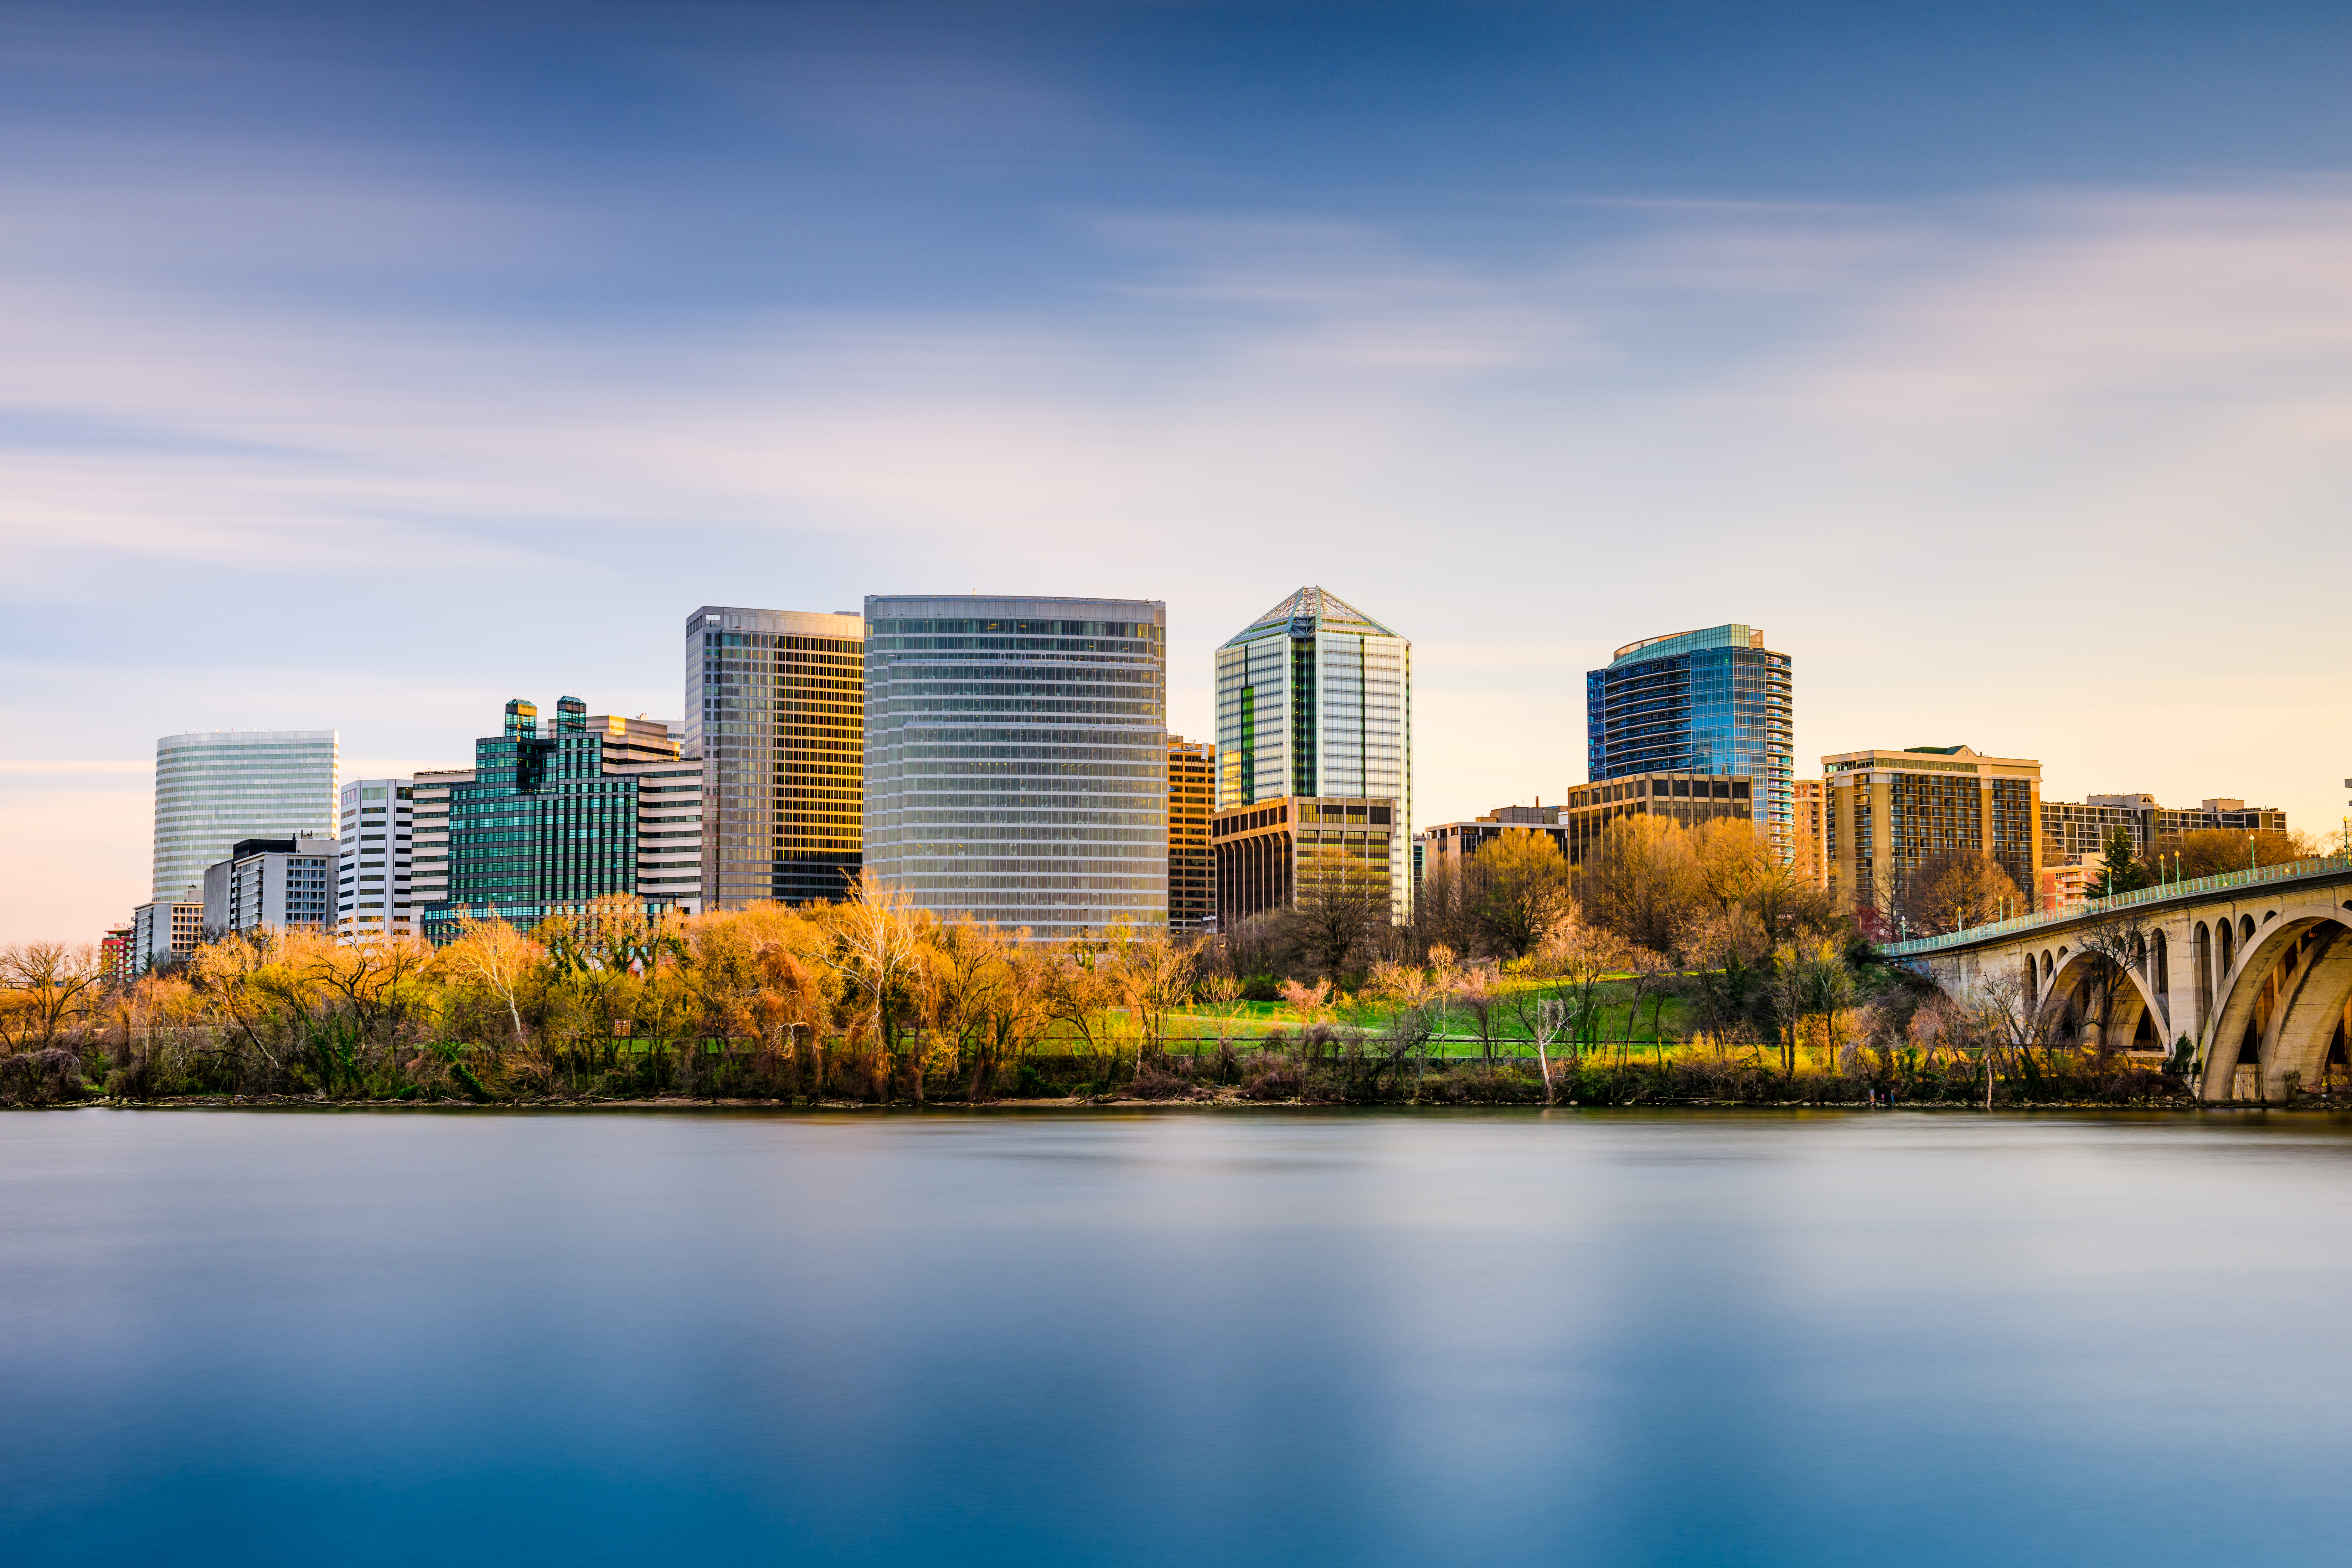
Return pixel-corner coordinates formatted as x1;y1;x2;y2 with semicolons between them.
420;697;701;944
1585;624;1794;860
1213;587;1411;922
152;729;338;901
685;606;865;908
863;594;1167;939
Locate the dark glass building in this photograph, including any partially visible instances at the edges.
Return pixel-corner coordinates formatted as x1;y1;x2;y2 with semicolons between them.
1586;625;1793;862
685;607;865;908
420;697;700;944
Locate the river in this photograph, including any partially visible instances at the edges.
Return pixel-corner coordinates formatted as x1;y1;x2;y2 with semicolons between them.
3;1108;2347;1565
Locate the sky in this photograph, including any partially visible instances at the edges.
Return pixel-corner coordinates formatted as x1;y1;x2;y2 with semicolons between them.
5;0;2352;942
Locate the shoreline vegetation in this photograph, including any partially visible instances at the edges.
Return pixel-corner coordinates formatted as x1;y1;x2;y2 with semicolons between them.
17;815;2328;1112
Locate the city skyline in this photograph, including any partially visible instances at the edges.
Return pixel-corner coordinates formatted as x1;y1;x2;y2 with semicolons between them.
16;584;2338;947
7;2;2352;943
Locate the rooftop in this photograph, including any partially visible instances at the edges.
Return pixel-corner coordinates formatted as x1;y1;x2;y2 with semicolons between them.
1224;586;1402;646
1608;624;1768;666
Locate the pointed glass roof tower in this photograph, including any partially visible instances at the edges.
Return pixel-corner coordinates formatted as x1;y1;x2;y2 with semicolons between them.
1214;586;1412;919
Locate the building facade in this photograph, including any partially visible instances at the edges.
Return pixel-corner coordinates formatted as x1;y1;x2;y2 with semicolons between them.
336;778;416;939
1168;735;1215;934
130;889;205;975
153;729;338;902
1823;745;2041;925
419;697;702;944
1214;587;1411;922
864;595;1167;939
202;836;340;937
99;926;134;988
1586;626;1791;861
1421;804;1569;878
2041;793;2290;863
1791;778;1827;888
1562;773;1755;863
1211;796;1401;930
407;767;473;917
685;606;865;909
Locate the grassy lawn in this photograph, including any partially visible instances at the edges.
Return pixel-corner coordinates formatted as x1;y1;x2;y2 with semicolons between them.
1154;980;1698;1051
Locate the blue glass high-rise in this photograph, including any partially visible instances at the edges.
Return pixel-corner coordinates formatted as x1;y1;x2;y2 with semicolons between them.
1586;625;1793;861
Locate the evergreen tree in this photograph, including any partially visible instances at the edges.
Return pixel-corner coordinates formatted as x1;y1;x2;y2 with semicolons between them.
2091;823;2151;897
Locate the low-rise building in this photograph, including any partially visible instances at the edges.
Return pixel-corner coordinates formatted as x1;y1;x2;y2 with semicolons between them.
202;836;341;937
1211;795;1399;929
2041;792;2288;862
2038;852;2104;913
1422;804;1568;877
1562;773;1755;864
99;926;135;988
130;888;205;974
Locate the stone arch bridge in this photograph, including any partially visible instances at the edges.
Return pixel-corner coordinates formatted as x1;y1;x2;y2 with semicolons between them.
1881;855;2352;1103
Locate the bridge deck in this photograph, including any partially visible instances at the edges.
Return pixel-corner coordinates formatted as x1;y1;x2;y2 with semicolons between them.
1879;853;2352;956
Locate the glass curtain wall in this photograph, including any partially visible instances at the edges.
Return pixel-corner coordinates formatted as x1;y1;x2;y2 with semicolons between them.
1585;625;1793;862
152;729;338;901
1214;586;1411;921
685;607;865;908
864;595;1166;939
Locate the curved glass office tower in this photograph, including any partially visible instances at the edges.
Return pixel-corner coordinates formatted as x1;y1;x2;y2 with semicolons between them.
153;729;338;901
863;595;1167;938
1585;624;1793;861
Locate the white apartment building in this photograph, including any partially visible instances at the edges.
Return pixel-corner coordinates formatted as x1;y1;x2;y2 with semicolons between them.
201;836;340;937
130;887;205;975
337;778;416;939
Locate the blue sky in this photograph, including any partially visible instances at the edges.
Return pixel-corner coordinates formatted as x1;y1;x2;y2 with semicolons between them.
6;1;2352;938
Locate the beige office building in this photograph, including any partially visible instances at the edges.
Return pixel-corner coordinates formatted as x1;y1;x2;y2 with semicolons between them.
1824;745;2041;924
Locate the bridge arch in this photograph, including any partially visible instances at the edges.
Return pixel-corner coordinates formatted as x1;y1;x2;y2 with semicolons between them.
2196;905;2352;1103
2041;944;2166;1052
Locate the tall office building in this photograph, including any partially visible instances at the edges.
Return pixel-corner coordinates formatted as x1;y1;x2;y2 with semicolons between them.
1211;586;1411;922
153;729;338;901
1167;735;1215;935
336;778;416;939
1822;744;2041;923
419;697;702;944
864;594;1167;938
1587;625;1792;861
685;606;865;908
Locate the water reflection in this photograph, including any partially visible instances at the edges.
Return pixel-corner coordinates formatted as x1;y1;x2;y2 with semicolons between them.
2;1109;2347;1565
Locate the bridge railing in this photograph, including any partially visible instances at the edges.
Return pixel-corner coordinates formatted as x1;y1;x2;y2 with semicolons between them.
1878;852;2352;958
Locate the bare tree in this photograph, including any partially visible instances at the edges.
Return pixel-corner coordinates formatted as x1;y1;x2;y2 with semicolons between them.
1292;861;1391;980
1897;850;2025;936
1578;816;1703;955
0;942;104;1049
2070;908;2153;1058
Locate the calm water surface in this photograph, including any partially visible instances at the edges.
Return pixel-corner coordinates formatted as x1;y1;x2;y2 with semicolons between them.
4;1108;2349;1566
